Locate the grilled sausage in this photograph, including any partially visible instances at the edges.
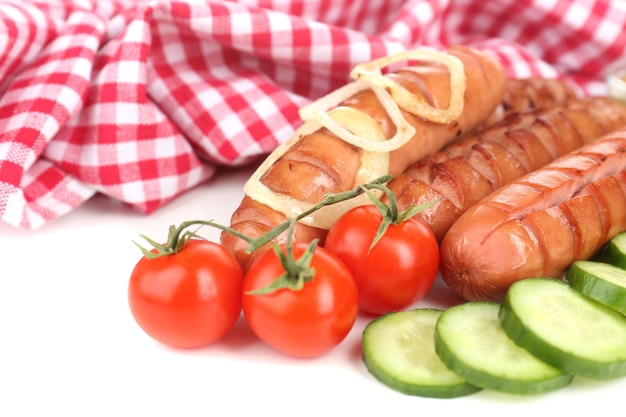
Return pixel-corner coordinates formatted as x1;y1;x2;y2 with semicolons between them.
482;77;579;126
387;96;626;242
439;130;626;302
222;45;507;270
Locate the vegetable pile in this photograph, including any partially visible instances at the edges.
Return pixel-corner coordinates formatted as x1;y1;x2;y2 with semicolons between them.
363;235;626;398
128;176;440;358
126;176;626;397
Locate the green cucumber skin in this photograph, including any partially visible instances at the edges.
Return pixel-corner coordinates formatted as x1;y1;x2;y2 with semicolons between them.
434;303;573;396
362;310;481;399
567;262;626;315
604;233;626;270
499;280;626;380
362;352;481;399
434;328;572;395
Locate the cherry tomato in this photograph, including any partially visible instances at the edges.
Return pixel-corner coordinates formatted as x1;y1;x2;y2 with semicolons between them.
242;242;359;358
324;205;440;315
128;239;243;349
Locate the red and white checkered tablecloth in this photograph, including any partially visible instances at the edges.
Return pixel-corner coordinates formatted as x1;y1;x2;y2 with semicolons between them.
1;0;625;229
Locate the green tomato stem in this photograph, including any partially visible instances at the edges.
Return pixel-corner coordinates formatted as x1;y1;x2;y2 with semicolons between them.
135;174;393;258
358;183;443;253
242;173;394;253
133;172;442;295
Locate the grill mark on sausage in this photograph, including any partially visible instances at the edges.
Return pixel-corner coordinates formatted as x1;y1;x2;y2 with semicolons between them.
440;134;626;302
389;97;626;241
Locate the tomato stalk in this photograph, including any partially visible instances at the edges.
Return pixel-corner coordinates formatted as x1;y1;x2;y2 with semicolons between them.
133;224;199;259
134;174;394;258
362;184;442;252
246;219;320;295
241;173;394;255
134;173;439;294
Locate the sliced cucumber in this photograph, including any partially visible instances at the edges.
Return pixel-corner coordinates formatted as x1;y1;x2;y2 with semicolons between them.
566;260;626;315
434;302;572;395
500;278;626;380
362;308;481;398
604;231;626;269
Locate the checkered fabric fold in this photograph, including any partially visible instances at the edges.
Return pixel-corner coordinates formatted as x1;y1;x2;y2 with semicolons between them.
1;0;625;229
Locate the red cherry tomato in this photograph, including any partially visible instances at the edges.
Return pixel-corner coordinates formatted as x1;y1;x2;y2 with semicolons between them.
242;242;359;358
325;205;440;315
128;239;243;349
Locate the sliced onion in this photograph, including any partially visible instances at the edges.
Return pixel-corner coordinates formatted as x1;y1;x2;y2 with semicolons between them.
350;49;466;124
243;108;389;230
244;48;467;229
243;121;316;220
299;80;416;153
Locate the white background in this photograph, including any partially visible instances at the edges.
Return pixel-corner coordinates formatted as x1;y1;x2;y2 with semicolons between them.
1;165;623;417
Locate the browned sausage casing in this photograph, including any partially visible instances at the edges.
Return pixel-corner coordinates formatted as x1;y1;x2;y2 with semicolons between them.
481;77;579;126
439;130;626;302
222;45;507;270
388;97;626;242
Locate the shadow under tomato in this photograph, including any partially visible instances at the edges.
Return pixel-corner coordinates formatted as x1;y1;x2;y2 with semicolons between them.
348;337;364;363
215;314;260;350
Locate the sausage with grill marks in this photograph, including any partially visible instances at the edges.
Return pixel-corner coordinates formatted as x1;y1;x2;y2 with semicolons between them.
387;96;626;242
439;131;626;302
221;45;507;271
482;77;579;126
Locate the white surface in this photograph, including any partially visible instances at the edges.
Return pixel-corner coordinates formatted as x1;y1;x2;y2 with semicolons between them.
1;165;624;417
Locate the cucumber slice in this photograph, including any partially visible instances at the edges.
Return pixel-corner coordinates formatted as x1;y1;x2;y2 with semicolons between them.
434;302;572;395
566;260;626;315
362;308;480;398
604;231;626;269
500;278;626;380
